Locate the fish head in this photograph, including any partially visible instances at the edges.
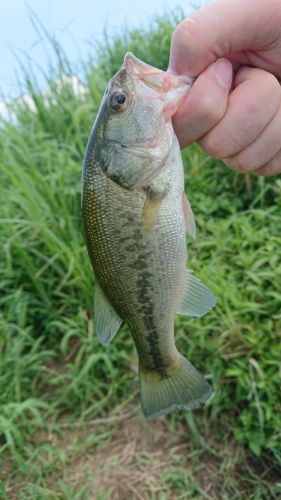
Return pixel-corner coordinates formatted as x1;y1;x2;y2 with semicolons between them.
94;52;193;190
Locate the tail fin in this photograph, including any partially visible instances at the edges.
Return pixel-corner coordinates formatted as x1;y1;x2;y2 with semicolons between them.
140;354;211;419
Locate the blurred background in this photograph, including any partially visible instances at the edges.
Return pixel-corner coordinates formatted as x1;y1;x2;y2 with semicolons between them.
1;1;281;499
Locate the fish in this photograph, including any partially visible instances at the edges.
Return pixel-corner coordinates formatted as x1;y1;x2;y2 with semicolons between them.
81;52;216;419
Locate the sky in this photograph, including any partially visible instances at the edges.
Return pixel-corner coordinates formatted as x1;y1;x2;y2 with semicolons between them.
0;0;209;100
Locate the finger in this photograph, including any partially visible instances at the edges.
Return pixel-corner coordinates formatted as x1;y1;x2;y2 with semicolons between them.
169;0;281;76
198;68;281;161
222;101;281;173
172;58;233;148
254;150;281;176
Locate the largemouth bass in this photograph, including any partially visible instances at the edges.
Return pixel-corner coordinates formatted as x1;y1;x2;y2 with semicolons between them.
82;53;216;419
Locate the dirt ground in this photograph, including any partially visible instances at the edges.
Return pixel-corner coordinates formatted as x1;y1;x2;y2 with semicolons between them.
4;409;280;499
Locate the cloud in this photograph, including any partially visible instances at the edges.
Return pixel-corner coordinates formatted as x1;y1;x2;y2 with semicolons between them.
0;101;11;121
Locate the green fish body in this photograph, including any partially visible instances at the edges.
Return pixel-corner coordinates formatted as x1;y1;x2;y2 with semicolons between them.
82;53;215;418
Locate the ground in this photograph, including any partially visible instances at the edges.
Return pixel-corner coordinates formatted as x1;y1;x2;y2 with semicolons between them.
4;404;280;499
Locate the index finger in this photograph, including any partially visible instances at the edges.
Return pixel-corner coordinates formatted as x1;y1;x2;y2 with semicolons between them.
169;0;279;76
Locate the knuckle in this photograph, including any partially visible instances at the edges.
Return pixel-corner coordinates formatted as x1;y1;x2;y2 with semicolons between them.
263;72;280;95
264;158;281;176
200;127;241;158
236;69;281;108
256;164;274;176
174;18;199;39
201;120;259;159
172;22;184;42
172;20;193;46
199;135;224;158
223;156;250;174
261;72;281;106
235;150;258;171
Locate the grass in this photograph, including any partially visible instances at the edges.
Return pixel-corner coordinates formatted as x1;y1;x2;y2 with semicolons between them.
1;10;281;499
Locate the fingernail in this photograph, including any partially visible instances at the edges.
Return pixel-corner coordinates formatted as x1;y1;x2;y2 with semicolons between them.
214;58;232;88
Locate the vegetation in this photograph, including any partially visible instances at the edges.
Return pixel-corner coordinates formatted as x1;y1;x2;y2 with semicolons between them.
1;11;280;499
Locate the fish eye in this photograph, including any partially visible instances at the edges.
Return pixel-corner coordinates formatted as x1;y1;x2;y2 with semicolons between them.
116;93;126;104
110;90;128;111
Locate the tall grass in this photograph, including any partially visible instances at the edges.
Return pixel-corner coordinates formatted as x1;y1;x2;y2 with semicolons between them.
0;10;280;496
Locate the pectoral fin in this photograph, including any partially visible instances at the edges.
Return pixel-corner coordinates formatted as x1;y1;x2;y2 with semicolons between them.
141;190;165;233
182;193;196;239
94;282;122;345
178;270;216;317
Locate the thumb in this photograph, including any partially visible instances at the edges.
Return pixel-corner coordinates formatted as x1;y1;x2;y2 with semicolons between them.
169;0;278;76
172;58;233;148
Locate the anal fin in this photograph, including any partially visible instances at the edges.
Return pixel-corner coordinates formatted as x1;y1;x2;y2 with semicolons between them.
94;281;122;345
178;269;216;317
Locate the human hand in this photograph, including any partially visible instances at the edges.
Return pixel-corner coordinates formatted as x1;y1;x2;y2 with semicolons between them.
169;0;281;176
